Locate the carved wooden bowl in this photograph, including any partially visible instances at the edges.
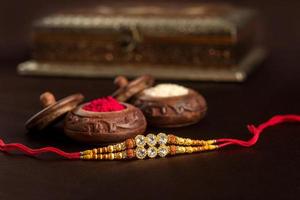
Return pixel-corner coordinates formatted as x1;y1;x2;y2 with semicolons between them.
133;89;207;127
64;103;147;143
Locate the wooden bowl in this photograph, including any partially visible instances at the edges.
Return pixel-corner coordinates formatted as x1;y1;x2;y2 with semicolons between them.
133;89;207;127
64;103;147;143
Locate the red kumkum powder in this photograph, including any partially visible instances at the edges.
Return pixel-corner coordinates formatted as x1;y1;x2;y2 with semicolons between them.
83;96;125;112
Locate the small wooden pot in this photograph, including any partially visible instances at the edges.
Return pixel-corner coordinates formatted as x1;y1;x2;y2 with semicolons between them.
64;103;147;143
133;89;207;127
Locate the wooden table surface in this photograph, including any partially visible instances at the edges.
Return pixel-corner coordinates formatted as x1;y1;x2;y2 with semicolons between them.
0;0;300;199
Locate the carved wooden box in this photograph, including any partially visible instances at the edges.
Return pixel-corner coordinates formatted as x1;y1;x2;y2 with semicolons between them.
18;2;266;82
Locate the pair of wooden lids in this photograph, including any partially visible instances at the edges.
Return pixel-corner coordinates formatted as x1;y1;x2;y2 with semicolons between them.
25;75;154;131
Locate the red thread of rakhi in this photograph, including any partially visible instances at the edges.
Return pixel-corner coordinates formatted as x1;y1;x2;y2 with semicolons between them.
0;114;299;160
82;96;125;112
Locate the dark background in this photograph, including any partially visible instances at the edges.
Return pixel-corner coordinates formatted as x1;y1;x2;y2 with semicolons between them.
0;0;299;199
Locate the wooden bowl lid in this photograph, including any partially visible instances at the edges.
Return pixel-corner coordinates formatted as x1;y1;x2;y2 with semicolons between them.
112;75;155;102
25;92;84;131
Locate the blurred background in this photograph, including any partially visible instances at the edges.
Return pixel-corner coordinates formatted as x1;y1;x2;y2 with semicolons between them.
0;0;299;62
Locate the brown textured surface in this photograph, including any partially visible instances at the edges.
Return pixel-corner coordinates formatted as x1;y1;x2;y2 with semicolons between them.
112;75;155;102
0;0;300;200
31;3;257;68
64;103;147;143
133;89;207;127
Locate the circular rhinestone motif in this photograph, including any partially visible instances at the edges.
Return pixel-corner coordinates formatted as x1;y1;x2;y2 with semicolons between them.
147;147;158;158
135;147;147;159
135;135;146;147
146;134;157;146
158;145;169;158
157;133;168;145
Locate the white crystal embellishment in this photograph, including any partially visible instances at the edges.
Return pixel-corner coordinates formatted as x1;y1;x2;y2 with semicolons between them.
158;145;169;157
146;134;157;146
135;133;170;160
157;133;168;145
135;135;146;147
136;147;147;159
147;147;158;158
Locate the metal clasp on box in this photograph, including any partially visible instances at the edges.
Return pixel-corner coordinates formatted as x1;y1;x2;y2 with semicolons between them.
119;26;143;53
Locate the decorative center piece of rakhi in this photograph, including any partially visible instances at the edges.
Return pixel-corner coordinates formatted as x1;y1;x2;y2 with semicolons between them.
1;115;300;161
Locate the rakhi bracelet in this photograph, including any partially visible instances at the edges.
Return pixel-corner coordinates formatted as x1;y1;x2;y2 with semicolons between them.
80;133;218;160
0;114;300;161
